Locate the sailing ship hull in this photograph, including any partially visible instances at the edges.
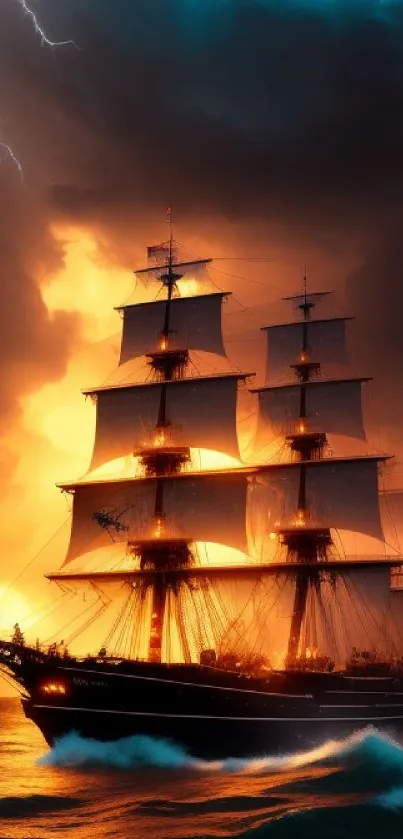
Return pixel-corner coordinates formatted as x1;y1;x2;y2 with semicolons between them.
6;651;403;758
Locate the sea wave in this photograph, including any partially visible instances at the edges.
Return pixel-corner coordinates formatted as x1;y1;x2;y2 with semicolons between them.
15;728;403;838
38;725;403;781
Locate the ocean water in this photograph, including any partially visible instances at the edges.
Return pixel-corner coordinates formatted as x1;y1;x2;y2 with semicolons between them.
0;699;403;838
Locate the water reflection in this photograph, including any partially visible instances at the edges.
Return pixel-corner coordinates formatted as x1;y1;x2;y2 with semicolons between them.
0;698;402;839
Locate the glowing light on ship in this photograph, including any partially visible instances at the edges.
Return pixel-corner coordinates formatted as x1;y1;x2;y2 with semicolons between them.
40;681;66;695
153;429;166;448
153;517;164;539
294;510;306;528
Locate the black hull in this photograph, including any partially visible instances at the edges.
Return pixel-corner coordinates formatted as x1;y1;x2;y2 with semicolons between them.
22;700;403;760
3;647;403;758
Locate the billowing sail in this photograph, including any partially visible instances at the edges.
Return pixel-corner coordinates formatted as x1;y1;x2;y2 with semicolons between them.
62;470;251;564
118;292;227;364
263;317;352;383
254;378;368;447
381;490;403;553
87;374;245;470
249;457;385;544
134;258;211;284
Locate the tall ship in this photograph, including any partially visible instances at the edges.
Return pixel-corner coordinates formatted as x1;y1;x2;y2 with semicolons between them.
1;229;403;758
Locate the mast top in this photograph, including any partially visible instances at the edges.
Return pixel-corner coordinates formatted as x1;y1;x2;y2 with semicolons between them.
282;285;333;322
282;290;333;303
133;257;212;278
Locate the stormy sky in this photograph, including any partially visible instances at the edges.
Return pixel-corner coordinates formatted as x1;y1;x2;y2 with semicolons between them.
0;0;403;618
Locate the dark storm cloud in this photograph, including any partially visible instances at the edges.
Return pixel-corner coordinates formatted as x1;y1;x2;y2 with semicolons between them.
1;0;401;232
1;0;403;230
0;177;81;431
2;0;403;470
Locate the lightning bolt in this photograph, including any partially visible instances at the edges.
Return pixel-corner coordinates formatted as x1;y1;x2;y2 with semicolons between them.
0;142;24;180
1;2;77;178
15;0;76;48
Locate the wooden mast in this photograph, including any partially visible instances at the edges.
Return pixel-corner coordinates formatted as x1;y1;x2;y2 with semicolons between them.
284;276;331;664
135;210;193;663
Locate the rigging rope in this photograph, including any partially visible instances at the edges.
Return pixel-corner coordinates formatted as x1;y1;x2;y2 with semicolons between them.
0;515;71;606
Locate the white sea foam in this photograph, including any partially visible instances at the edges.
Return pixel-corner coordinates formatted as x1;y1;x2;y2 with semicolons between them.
37;725;403;779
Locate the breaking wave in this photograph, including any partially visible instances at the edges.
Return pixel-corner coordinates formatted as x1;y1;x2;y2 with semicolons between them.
10;725;403;837
38;731;196;770
38;725;403;783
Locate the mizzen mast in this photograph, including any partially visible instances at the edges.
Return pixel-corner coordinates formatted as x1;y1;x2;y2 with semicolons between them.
254;281;387;667
281;279;331;663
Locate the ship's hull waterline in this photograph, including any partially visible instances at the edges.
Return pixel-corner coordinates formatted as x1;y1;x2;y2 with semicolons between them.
5;650;403;758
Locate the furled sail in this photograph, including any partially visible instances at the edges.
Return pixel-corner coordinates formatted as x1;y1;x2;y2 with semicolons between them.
62;470;251;564
263;317;352;383
254;378;368;447
117;292;227;364
87;374;245;470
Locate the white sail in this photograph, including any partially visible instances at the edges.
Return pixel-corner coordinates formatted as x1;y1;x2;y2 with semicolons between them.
381;490;403;553
88;374;244;470
118;292;227;364
134;258;211;283
264;317;351;383
62;471;250;564
249;458;384;543
255;378;368;447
